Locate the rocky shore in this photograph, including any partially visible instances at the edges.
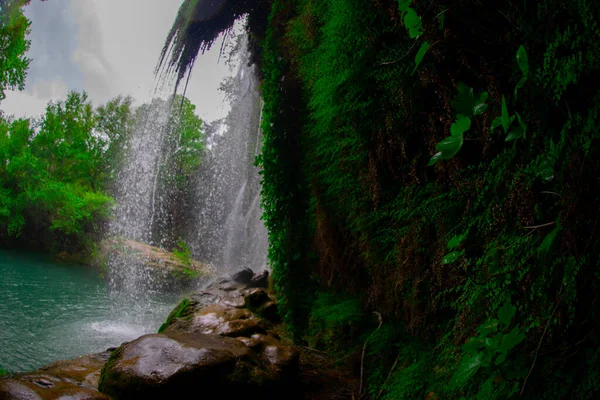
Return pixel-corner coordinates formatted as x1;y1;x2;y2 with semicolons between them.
0;269;301;400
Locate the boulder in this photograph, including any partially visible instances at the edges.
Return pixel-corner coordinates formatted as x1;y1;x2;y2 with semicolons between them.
244;288;271;310
236;334;299;383
0;352;111;400
246;270;269;289
231;268;254;284
243;289;280;322
98;332;276;399
164;304;268;338
39;352;110;389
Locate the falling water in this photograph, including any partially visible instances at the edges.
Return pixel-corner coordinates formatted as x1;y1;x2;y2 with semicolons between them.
105;31;267;292
111;99;173;245
105;98;175;293
186;34;268;274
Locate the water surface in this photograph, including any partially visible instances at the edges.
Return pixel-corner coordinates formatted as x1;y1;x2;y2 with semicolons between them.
0;250;181;373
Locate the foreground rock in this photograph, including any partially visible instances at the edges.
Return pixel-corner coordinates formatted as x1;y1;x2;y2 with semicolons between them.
99;270;300;399
0;352;110;400
98;332;275;399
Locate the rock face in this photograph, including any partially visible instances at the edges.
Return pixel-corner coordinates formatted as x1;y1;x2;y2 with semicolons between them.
0;352;111;400
99;272;299;399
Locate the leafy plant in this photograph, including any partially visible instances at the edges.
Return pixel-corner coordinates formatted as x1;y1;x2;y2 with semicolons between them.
173;237;192;267
0;1;31;102
429;83;488;165
451;301;526;397
515;45;529;98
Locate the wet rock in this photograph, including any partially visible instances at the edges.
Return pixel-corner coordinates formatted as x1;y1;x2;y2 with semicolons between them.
190;286;246;308
246;270;269;289
164;304;268;338
231;268;254;284
258;301;280;323
244;288;271;311
0;352;111;400
0;375;109;400
240;334;300;383
98;332;275;399
40;352;111;389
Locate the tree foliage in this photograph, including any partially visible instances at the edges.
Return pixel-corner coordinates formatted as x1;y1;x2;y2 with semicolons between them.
0;0;31;103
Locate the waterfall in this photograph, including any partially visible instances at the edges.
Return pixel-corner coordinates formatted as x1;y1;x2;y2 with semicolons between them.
104;31;267;293
187;34;267;274
111;99;172;245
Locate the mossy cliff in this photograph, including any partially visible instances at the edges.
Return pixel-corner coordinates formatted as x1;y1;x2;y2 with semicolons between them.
253;0;600;398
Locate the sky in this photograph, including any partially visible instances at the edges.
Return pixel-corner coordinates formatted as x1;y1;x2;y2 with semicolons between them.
0;0;233;123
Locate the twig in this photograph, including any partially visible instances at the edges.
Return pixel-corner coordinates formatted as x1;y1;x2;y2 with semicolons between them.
359;312;383;398
324;353;353;368
540;191;564;200
523;222;556;230
379;41;418;66
303;346;326;354
520;296;563;396
376;353;401;399
434;8;450;21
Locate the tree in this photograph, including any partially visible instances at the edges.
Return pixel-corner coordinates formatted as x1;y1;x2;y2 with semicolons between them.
95;95;135;187
0;0;31;103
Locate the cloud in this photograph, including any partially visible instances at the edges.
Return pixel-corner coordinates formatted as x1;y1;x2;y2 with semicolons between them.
68;0;114;102
30;79;69;100
24;1;84;92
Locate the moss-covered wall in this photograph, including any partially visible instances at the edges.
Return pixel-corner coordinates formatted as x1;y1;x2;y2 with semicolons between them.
257;0;600;398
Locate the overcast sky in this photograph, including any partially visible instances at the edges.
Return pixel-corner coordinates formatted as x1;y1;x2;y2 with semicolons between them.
0;0;233;122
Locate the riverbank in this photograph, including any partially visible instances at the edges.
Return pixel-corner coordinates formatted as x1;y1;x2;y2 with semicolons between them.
0;269;358;399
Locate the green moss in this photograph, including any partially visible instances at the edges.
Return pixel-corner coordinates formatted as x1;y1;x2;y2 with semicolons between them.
158;298;191;334
259;0;600;397
97;347;122;393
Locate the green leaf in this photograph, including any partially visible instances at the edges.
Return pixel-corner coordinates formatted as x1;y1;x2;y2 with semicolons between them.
506;128;523;142
398;0;412;12
477;319;499;336
516;113;527;139
491;117;503;132
536;159;555;181
517;45;529;76
498;300;516;328
506;114;526;142
477;377;496;399
427;151;443;166
474;92;489;116
499;327;526;354
451;352;484;388
494;95;514;133
515;76;528;98
463;337;486;353
495;353;507;365
404;8;423;38
538;220;561;253
436;134;464;159
450;116;471;136
412;41;430;75
442;249;464;264
448;230;468;249
451;82;488;118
